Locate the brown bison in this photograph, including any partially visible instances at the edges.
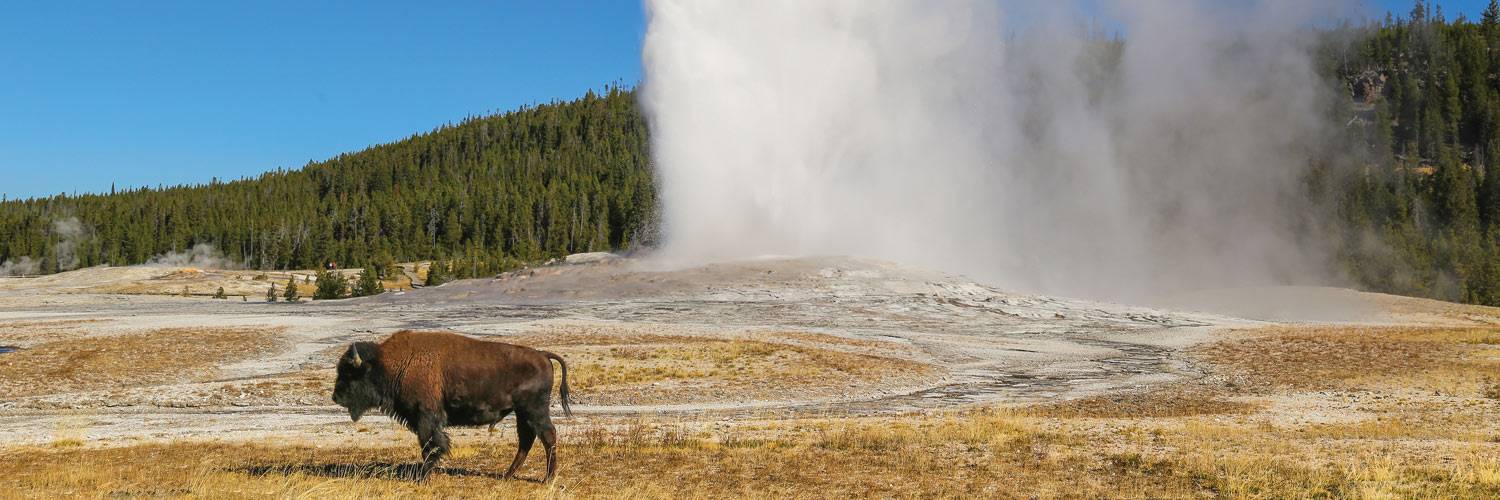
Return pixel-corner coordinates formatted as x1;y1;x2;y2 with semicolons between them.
332;331;572;482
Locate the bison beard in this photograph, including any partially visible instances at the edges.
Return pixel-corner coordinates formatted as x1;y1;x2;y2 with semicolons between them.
331;331;572;482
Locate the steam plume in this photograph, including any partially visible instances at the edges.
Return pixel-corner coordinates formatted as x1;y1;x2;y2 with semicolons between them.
643;0;1351;298
0;256;40;277
145;244;241;269
51;217;87;271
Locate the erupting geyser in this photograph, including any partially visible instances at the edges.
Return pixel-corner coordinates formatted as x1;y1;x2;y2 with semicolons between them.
642;0;1350;299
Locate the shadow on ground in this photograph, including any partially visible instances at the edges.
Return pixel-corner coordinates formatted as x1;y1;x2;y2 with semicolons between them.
234;463;544;483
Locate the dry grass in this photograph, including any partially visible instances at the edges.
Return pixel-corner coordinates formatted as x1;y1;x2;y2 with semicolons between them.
1375;294;1500;325
0;319;107;346
503;325;936;405
4;408;1499;499
203;370;334;406
0;327;285;398
1195;326;1500;395
1022;387;1259;418
512;332;934;406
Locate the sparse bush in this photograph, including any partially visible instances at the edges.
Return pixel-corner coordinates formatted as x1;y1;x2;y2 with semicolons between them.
313;271;348;300
213;287;227;299
265;283;277;303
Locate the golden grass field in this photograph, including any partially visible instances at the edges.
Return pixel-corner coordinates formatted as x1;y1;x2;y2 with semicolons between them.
2;323;1499;498
0;326;285;399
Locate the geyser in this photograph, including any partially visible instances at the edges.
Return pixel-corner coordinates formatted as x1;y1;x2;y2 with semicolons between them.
642;0;1349;298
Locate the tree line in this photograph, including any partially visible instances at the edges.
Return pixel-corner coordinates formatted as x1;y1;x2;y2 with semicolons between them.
1317;0;1500;304
0;86;655;280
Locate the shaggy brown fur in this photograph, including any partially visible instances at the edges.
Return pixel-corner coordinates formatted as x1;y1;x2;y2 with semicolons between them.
332;331;572;482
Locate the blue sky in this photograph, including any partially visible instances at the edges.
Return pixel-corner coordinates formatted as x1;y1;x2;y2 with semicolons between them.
1374;0;1490;20
0;1;645;200
0;1;1489;201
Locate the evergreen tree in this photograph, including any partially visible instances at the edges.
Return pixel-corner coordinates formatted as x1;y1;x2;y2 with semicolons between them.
266;283;277;303
283;276;300;302
352;266;383;297
425;260;448;287
314;270;349;300
374;250;399;279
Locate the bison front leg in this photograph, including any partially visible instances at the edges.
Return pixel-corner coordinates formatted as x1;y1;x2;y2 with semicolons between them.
503;421;536;479
415;416;450;481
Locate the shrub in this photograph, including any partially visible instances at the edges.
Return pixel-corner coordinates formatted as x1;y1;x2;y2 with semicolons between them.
313;270;349;300
351;266;383;297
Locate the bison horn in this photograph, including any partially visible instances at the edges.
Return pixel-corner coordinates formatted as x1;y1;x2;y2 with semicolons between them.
350;349;363;367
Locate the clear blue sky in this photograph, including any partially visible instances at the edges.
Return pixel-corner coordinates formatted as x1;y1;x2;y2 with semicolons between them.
0;1;645;201
1375;0;1490;20
0;1;1488;201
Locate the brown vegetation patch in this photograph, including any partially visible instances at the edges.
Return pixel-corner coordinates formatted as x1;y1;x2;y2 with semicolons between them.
1194;326;1500;395
205;370;333;406
507;326;936;406
0;327;285;398
1375;295;1500;326
1022;388;1258;418
0;319;107;346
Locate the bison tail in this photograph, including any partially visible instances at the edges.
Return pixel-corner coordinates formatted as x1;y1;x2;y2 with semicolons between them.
544;351;572;417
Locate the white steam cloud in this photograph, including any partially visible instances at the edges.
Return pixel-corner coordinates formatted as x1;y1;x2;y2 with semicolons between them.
643;0;1350;298
51;217;87;272
145;243;240;269
0;256;40;277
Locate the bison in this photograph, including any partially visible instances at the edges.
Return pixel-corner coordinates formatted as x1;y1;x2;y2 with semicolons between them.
331;330;572;482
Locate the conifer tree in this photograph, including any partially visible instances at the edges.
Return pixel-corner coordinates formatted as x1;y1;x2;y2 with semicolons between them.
314;270;349;300
283;276;300;302
425;261;448;287
352;266;383;297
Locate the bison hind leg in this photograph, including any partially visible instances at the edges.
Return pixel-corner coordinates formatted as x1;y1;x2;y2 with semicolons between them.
503;415;536;479
520;409;559;483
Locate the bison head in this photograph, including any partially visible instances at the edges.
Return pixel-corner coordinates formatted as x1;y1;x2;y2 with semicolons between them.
332;342;383;422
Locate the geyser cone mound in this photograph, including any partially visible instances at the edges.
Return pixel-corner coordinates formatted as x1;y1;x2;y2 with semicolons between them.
375;254;1236;413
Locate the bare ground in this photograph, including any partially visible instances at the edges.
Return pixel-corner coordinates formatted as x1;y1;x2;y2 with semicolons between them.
2;256;1499;497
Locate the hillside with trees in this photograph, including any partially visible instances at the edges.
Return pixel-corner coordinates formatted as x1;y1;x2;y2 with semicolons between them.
1318;0;1500;304
0;86;655;280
